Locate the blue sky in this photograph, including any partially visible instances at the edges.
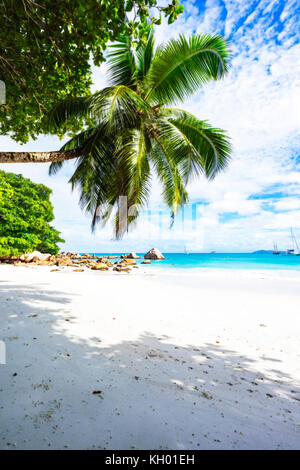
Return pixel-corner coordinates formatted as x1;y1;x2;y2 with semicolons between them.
1;0;300;252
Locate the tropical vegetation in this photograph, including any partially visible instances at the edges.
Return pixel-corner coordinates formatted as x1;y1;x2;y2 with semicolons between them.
43;32;231;237
0;0;183;142
0;170;64;256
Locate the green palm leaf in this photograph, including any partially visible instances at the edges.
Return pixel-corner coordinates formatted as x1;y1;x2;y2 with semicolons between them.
151;133;189;215
49;126;106;176
42;96;93;133
146;34;230;104
107;35;138;88
136;32;155;82
124;127;151;206
90;86;149;130
165;109;231;179
45;31;232;238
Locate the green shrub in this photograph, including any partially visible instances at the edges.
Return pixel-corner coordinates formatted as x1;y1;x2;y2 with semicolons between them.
0;170;64;256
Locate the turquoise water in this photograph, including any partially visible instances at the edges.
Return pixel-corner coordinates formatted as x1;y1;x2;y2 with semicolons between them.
90;252;300;271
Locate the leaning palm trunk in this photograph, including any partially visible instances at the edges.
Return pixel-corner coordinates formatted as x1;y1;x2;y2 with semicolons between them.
0;149;80;163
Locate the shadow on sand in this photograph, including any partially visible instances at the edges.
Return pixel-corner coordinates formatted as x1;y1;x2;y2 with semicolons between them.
0;281;300;450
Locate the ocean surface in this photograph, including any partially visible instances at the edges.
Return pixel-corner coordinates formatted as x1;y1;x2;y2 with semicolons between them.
89;252;300;271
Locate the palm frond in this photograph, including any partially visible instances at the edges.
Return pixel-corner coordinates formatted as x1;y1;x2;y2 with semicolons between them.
136;32;155;82
120;127;151;207
150;133;188;216
42;96;92;133
90;130;152;238
65;126;117;231
107;35;138;88
48;127;99;175
60;126;99;151
146;34;230;104
69;131;115;195
164;109;232;179
90;86;149;131
49;160;64;176
47;31;232;239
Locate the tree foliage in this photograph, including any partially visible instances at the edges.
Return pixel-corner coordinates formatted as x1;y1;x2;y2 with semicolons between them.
0;170;64;256
0;0;184;143
44;32;231;237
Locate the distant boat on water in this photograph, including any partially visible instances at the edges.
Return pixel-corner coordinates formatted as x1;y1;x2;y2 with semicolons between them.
286;228;300;255
184;246;189;255
273;243;280;255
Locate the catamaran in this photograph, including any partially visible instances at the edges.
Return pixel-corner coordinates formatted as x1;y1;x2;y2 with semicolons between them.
286;228;300;255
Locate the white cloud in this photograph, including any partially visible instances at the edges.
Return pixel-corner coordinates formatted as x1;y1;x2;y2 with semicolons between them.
272;198;300;211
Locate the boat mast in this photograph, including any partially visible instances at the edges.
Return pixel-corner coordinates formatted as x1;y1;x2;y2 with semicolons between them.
291;228;300;253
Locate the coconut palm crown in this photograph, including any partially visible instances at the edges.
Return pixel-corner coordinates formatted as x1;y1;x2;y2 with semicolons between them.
44;32;232;238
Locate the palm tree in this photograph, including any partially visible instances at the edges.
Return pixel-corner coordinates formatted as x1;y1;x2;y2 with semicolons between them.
43;33;232;237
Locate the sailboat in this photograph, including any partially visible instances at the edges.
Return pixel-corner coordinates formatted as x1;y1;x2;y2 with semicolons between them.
286;228;300;255
184;245;189;255
273;243;280;255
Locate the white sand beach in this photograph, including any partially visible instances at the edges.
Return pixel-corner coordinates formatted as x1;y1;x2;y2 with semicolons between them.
0;264;300;450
